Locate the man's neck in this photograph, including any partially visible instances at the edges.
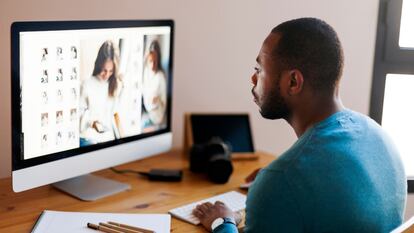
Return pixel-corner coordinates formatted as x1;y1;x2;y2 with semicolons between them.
287;94;344;138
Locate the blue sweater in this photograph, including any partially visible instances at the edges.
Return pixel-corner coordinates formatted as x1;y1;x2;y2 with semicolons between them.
215;109;406;233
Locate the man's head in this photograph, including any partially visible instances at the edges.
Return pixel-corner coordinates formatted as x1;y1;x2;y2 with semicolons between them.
251;18;344;120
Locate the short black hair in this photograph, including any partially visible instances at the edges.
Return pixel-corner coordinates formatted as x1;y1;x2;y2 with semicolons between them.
271;18;344;94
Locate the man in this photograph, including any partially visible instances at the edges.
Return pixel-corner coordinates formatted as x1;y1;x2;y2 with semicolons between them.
193;18;407;233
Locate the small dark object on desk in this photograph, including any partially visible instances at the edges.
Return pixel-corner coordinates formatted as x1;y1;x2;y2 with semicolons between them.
147;169;183;182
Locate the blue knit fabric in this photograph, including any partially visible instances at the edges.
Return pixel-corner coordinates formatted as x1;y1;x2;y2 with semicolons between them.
215;109;406;233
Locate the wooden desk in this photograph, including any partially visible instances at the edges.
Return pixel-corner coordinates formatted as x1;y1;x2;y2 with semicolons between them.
0;150;275;233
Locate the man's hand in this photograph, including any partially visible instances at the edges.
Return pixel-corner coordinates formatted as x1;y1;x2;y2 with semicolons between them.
193;201;239;232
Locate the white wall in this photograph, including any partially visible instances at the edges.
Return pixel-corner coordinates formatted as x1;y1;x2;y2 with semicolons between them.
0;0;379;178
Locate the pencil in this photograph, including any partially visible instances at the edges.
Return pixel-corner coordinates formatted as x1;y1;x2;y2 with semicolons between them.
107;221;154;233
99;222;142;233
87;223;124;233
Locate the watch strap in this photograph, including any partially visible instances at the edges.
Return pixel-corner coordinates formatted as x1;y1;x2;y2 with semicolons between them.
211;217;236;231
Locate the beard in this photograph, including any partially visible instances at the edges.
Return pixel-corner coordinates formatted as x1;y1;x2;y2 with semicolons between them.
253;77;290;120
259;90;290;120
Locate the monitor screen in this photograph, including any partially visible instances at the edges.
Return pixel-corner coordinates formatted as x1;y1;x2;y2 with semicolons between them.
12;20;173;173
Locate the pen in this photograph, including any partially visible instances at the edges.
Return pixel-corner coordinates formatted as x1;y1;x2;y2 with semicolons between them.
107;221;154;233
99;222;142;233
87;223;124;233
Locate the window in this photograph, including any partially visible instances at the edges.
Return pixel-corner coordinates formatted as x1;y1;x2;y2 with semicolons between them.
399;0;414;48
370;0;414;191
382;74;414;176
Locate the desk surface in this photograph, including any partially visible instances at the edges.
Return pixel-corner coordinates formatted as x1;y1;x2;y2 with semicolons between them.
0;150;275;233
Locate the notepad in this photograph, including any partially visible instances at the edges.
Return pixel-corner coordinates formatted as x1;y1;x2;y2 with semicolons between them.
31;210;170;233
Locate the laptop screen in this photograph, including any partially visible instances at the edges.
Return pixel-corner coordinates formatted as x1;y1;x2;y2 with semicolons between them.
190;114;254;152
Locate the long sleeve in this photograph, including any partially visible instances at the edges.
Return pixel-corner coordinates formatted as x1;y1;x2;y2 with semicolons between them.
214;169;303;233
212;223;238;233
243;169;303;233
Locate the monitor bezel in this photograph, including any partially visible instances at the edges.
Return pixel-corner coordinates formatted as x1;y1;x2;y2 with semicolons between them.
11;20;174;171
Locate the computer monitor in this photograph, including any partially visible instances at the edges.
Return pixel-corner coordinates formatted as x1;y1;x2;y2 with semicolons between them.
11;20;174;200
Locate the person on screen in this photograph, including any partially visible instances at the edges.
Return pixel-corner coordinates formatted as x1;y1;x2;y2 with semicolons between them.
41;134;48;148
41;113;48;127
192;18;406;233
142;40;167;131
56;47;63;60
70;46;78;59
41;91;48;104
56;111;63;124
41;70;48;84
41;48;48;62
57;89;63;102
71;88;77;101
56;131;63;145
71;67;77;80
68;131;75;141
56;68;63;82
70;108;77;121
79;40;121;145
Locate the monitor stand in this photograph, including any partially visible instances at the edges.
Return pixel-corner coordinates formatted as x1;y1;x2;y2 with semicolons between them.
52;174;131;201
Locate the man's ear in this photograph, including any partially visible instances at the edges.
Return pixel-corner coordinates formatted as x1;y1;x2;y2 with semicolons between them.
288;69;304;95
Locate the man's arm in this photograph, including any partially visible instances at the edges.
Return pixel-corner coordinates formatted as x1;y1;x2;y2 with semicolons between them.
193;169;303;232
213;223;238;233
193;201;239;232
243;169;303;233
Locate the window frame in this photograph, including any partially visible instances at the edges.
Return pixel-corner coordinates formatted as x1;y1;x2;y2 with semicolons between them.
370;0;414;192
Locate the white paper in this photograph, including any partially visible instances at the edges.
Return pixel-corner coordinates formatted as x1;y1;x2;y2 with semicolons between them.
31;210;170;233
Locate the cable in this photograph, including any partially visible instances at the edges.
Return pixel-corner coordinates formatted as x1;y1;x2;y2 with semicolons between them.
109;167;149;177
110;167;183;181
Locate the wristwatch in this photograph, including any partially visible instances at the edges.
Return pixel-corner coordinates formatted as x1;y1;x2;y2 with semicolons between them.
211;217;236;231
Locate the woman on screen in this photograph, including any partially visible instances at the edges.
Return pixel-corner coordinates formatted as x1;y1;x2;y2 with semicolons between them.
80;40;122;145
142;40;167;132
